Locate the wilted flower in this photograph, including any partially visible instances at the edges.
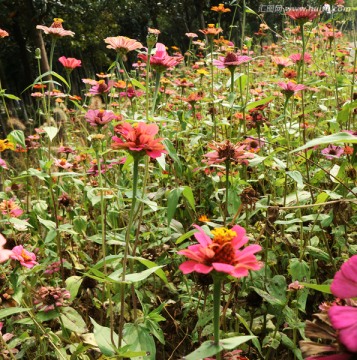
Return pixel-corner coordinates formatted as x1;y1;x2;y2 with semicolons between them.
36;18;75;37
58;56;81;70
111;122;167;159
85;109;118;127
10;245;37;268
321;144;344;160
34;286;71;312
203;140;254;166
44;259;66;275
178;225;262;278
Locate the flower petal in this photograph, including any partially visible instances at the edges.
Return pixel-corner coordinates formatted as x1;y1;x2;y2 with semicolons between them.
331;255;357;299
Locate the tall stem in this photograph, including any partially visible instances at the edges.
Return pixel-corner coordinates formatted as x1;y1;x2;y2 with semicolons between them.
224;160;230;226
151;71;162;115
213;275;222;360
118;156;139;348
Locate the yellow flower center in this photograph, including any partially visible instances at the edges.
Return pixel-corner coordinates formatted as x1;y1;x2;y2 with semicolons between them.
211;227;236;245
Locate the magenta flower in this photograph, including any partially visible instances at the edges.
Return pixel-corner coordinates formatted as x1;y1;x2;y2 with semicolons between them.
0;198;23;217
138;43;183;72
10;245;37;268
58;56;82;70
111;122;167;159
0;234;13;263
85;109;118;127
321;144;344;160
213;53;252;71
277;81;307;98
89;80;113;95
178;225;262;278
286;8;320;23
331;255;357;299
328;306;357;353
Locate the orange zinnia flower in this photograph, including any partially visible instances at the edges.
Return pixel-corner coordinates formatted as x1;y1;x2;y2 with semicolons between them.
211;3;231;13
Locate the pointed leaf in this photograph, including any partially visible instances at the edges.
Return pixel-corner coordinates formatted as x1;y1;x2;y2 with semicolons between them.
43;126;59;142
90;318;119;356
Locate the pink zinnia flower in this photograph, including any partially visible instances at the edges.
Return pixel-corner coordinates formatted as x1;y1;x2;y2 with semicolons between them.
185;32;198;39
111;122;167;159
290;52;312;64
36;18;75;37
178;225;262;278
10;245;37;268
138;43;183;72
0;198;23;217
85;109;118;127
331;255;357;299
104;36;143;55
0;29;9;38
0;158;8;169
271;56;293;69
328;306;357;353
277;81;307;97
58;56;81;70
203;140;254;166
0;234;13;263
89;80;112;95
54;158;73;169
321;144;344;160
213;53;252;71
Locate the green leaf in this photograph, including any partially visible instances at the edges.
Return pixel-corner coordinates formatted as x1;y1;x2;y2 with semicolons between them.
3;93;21;100
291;132;357;153
123;323;156;360
37;216;57;230
306;246;331;262
65;276;83;302
128;256;168;284
266;275;287;303
7;130;26;148
245;96;274;111
245;5;258;15
43;126;59;142
131;78;146;91
32;70;69;89
0;307;31;319
163;139;182;174
183;340;222;360
289;259;310;282
176;229;196;244
220;335;257;350
300;282;332;294
110;266;164;283
167;188;182;226
60;307;87;334
90;318;119;356
182;186;196;211
251;287;284;306
287;171;304;189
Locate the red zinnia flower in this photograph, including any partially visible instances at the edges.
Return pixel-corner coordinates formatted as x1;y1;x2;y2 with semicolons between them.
286;8;320;23
58;56;81;70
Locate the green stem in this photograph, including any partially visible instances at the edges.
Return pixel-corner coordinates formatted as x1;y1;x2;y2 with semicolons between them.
118;156;140;348
151;71;162;115
213;275;222;360
224;160;230;226
145;45;153;120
